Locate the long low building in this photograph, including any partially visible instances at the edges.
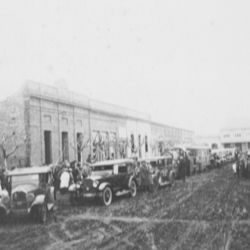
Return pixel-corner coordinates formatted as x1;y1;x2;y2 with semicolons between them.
220;127;250;152
0;81;194;167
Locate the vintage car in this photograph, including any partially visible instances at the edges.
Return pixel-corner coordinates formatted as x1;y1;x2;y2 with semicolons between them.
137;155;175;190
172;145;210;175
69;159;138;206
0;166;54;224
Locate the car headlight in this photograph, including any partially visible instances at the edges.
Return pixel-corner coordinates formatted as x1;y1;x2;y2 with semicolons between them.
68;184;75;192
93;180;99;188
1;195;10;205
26;193;35;204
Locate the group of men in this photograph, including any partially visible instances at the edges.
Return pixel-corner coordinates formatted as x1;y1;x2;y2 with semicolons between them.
234;150;250;179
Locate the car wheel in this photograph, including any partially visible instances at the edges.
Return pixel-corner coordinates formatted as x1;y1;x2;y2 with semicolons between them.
102;186;112;206
30;207;38;222
69;193;77;206
150;175;159;192
40;203;47;224
0;208;7;224
130;180;137;197
169;171;175;186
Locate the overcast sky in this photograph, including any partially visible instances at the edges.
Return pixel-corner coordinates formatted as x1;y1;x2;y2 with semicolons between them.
0;0;250;135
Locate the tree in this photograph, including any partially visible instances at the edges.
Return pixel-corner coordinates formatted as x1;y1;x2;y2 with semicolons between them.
0;131;26;170
70;132;90;163
92;131;106;162
118;138;128;159
117;135;146;159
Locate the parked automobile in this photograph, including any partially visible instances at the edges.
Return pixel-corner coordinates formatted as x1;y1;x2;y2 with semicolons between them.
69;159;138;206
172;145;211;174
137;155;175;190
0;166;54;224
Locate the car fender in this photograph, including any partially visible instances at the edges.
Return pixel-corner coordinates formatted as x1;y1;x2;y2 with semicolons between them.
69;183;78;192
98;182;111;191
30;194;45;209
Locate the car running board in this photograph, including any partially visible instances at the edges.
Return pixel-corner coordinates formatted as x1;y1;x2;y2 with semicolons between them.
115;190;131;197
159;179;171;186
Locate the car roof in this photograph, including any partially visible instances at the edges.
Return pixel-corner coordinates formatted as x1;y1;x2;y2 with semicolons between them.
5;166;52;176
138;155;172;162
91;158;134;167
173;144;210;151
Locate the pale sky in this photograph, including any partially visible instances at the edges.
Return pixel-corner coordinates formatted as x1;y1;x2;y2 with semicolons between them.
0;0;250;135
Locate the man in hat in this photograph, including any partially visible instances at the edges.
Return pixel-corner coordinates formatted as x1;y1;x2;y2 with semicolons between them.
179;151;186;183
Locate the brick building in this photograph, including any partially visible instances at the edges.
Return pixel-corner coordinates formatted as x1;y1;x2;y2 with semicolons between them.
0;81;194;167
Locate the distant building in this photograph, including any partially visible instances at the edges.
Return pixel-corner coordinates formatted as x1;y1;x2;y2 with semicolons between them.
194;135;221;149
0;81;194;167
220;127;250;152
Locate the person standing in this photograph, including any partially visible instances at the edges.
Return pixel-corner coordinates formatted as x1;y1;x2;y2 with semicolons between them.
236;154;241;179
179;151;186;182
185;152;190;177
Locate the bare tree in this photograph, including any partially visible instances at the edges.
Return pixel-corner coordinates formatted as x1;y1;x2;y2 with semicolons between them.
117;138;128;158
70;132;90;163
92;131;106;161
117;136;145;158
0;131;26;170
150;141;158;156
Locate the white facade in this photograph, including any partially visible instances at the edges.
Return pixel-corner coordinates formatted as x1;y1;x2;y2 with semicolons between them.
220;127;250;152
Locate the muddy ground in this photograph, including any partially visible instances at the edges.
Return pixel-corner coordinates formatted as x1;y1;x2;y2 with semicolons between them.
1;164;250;250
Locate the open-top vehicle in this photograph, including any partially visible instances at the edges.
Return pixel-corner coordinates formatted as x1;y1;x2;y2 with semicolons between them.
0;166;54;224
137;155;175;190
69;159;138;206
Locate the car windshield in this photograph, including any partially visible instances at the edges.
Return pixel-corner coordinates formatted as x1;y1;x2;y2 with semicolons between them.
150;161;157;168
91;165;113;176
187;149;198;157
12;174;39;189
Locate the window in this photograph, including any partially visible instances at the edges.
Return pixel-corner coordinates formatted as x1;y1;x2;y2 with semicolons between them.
167;158;172;165
131;134;135;153
92;165;113;171
138;134;142;157
62;132;69;161
76;133;83;162
109;132;117;159
44;131;52;164
145;135;148;152
118;165;127;173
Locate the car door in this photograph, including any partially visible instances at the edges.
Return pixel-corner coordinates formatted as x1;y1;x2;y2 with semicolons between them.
110;164;120;192
117;164;129;190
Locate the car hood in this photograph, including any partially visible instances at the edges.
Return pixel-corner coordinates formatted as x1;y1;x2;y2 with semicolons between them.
12;184;37;194
87;175;104;181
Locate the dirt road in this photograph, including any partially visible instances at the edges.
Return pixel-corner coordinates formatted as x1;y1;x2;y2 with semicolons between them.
1;164;250;250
